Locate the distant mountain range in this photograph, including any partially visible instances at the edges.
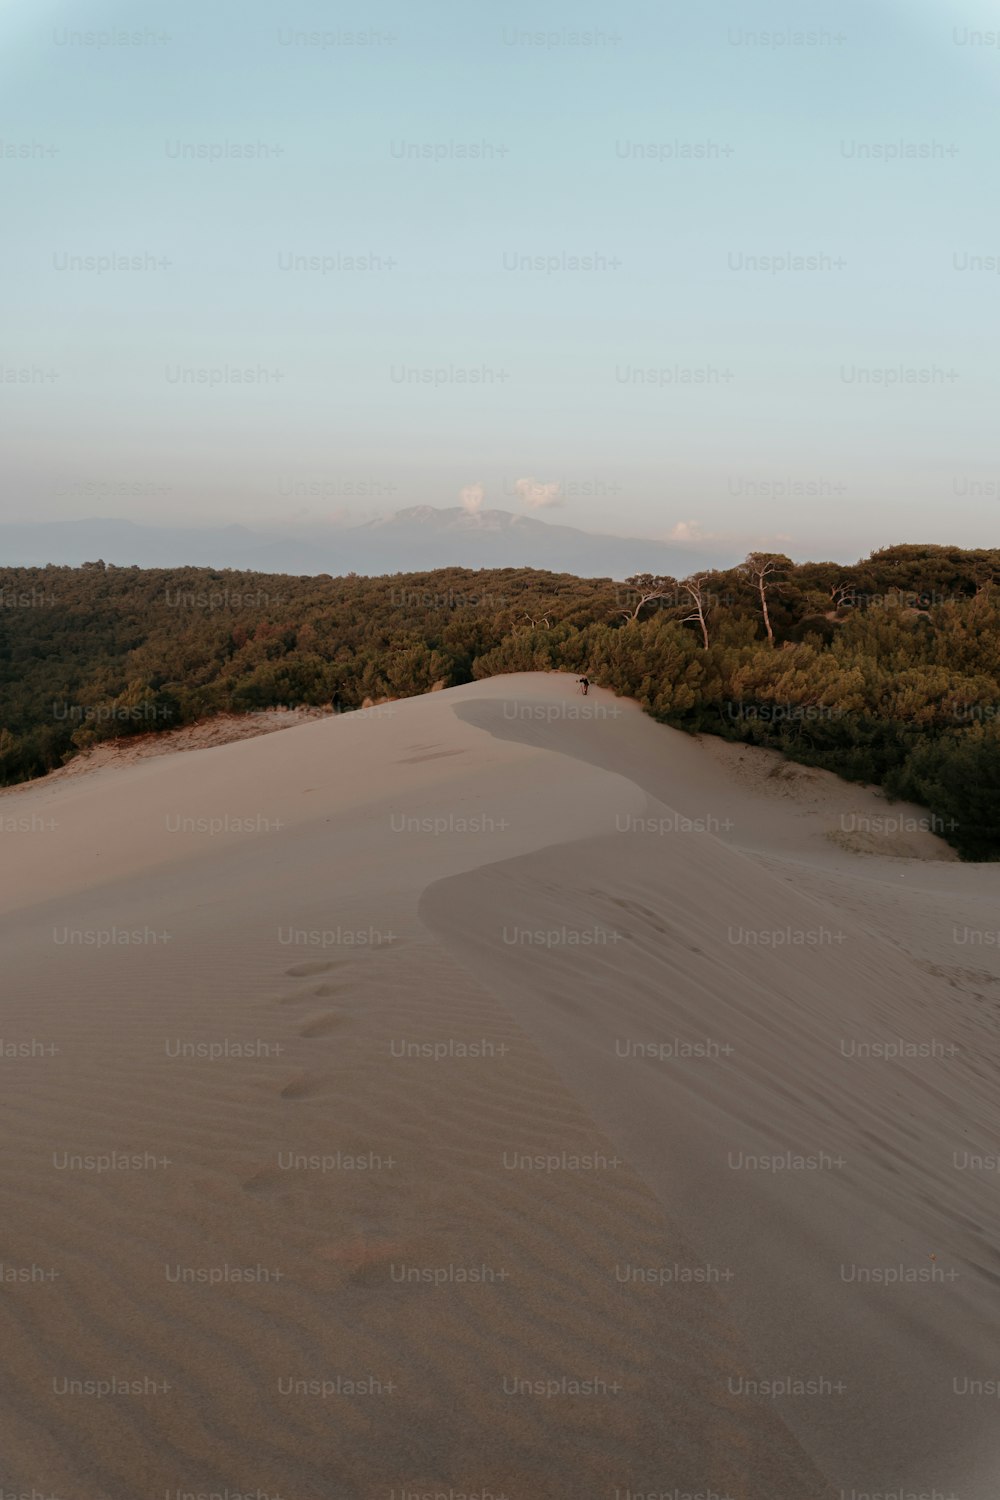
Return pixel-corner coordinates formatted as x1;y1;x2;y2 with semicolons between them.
0;508;711;579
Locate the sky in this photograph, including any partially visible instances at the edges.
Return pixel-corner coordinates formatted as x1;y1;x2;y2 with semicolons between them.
2;0;999;565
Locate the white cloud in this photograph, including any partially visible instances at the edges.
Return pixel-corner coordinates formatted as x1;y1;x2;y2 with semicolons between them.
514;477;563;510
669;520;704;542
459;482;485;514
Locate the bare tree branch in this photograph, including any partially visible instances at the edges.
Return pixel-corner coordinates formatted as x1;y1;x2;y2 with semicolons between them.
678;574;712;649
738;552;792;647
620;574;677;622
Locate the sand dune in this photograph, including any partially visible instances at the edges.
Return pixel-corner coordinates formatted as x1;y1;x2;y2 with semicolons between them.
1;673;997;1499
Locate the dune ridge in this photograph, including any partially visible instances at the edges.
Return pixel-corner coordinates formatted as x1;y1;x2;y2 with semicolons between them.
1;673;996;1499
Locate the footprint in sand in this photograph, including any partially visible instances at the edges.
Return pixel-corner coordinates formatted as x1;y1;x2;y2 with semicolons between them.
241;1168;285;1198
279;1071;330;1100
316;1232;411;1285
273;982;346;1007
299;1013;349;1038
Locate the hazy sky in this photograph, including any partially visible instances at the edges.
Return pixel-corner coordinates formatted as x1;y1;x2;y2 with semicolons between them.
2;0;999;562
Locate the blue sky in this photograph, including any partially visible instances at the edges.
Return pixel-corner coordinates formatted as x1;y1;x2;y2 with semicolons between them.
2;0;998;563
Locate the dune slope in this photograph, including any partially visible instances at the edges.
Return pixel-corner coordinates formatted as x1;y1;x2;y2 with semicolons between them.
1;673;997;1500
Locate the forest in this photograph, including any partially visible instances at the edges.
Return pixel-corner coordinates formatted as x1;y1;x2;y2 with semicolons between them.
1;543;999;858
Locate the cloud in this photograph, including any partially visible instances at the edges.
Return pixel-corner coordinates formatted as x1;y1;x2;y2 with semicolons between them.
514;477;563;510
669;520;705;542
459;482;485;514
662;521;797;555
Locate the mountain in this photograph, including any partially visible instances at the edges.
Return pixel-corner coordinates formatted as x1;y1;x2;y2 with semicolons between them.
0;509;706;579
342;507;701;575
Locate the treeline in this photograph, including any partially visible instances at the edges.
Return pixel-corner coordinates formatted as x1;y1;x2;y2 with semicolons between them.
1;544;999;858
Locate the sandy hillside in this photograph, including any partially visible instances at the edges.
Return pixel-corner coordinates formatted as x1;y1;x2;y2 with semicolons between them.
1;672;997;1500
0;705;336;789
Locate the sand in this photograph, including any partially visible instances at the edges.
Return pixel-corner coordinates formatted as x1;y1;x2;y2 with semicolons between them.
1;672;997;1500
0;705;337;789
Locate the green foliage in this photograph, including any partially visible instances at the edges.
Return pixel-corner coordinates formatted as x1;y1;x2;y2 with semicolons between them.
2;549;999;858
887;724;1000;860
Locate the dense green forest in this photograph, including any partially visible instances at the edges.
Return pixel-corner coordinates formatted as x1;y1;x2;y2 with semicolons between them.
2;544;999;858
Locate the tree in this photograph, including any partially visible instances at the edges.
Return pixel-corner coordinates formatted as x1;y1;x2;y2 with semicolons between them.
739;553;792;647
620;574;677;622
678;574;712;649
3;554;1000;860
829;578;857;610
